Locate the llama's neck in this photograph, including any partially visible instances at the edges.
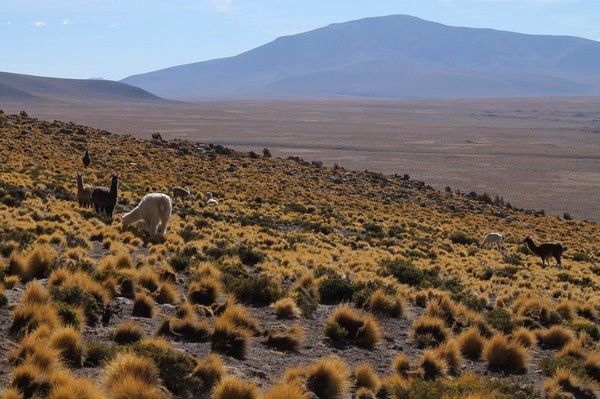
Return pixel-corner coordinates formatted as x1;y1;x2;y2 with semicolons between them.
526;239;538;253
110;178;118;196
122;206;141;226
77;176;84;191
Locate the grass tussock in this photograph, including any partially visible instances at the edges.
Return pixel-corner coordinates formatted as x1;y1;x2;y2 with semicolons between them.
11;302;59;337
305;356;350;399
412;315;450;348
264;383;308;399
193;353;226;391
512;327;536;349
419;350;448;380
104;352;161;392
483;334;528;373
536;326;574;350
325;304;382;348
365;289;405;318
132;292;155;318
49;326;84;367
113;320;145;344
354;362;380;391
188;277;222;305
266;324;305;352
457;327;484;360
212;375;261;399
272;297;302;319
391;353;411;376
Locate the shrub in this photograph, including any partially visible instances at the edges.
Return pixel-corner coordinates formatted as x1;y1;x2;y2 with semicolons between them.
54;301;85;330
188;278;222;305
134;338;202;397
377;374;411;398
483;334;528;373
325;305;382;348
132;292;155;318
419;350;448;380
512;327;536;348
537;326;574;350
305;356;350;399
193;354;225;391
391;354;410;376
20;245;57;282
381;258;425;286
266;325;305;352
237;246;265;265
412;315;450;348
136;267;160;292
458;327;484;359
213;376;261;399
113;321;145;344
543;368;596;399
318;274;354;304
84;342;119;367
272;297;302;319
11;363;46;398
264;383;308;399
50;326;84;367
354;362;380;391
220;302;261;335
514;298;562;327
231;273;284;306
486;308;514;333
449;231;476;245
365;289;405;317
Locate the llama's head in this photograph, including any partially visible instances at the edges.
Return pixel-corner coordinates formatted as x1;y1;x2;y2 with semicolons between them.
523;236;532;244
119;214;130;229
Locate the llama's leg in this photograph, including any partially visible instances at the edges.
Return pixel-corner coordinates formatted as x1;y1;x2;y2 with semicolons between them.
556;255;562;267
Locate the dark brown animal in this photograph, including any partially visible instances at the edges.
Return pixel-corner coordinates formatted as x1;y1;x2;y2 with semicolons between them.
82;149;91;168
91;173;119;217
76;173;93;208
524;236;565;267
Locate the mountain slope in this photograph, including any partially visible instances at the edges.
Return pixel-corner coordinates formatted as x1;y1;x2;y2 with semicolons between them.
123;15;600;99
0;71;166;103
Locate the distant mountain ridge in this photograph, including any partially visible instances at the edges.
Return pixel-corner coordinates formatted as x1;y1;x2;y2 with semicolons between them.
122;14;600;99
0;71;166;103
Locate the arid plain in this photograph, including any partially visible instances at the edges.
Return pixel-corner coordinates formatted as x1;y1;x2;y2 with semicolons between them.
2;97;599;220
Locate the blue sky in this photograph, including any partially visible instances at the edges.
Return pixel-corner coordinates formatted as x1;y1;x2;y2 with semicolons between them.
1;0;599;81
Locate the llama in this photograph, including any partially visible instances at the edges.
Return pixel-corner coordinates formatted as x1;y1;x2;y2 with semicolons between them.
91;173;119;217
82;149;91;168
480;232;503;251
206;191;218;206
76;173;93;208
120;193;172;240
172;186;191;201
524;236;565;267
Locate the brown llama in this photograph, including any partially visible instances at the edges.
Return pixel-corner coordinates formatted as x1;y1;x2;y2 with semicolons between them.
523;236;565;267
172;186;191;201
91;173;119;217
76;173;93;208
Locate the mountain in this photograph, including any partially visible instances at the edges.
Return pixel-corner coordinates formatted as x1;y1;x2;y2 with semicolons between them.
0;71;166;103
122;15;600;99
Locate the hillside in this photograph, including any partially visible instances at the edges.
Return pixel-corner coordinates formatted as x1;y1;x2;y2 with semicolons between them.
123;14;600;99
0;111;598;398
0;71;166;103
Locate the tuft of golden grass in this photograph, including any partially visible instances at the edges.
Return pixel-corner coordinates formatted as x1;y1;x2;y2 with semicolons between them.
212;375;261;399
482;334;528;373
412;315;450;348
49;326;84;367
365;289;405;318
325;304;382;348
104;352;160;391
155;282;179;305
21;281;50;305
542;368;596;399
264;383;308;399
305;356;350;399
512;327;536;349
266;324;305;352
391;353;410;376
113;320;145;345
583;353;600;382
457;327;484;360
193;353;226;390
11;302;59;337
132;292;155;318
354;362;380;391
188;277;222;305
272;297;302;319
435;339;462;374
419;350;448;380
536;326;574;350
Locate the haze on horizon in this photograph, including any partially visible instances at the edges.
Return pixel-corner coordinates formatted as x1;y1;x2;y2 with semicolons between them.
2;0;600;81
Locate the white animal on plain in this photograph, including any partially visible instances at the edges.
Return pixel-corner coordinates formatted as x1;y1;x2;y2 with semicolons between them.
206;191;218;206
120;193;172;239
480;232;503;250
